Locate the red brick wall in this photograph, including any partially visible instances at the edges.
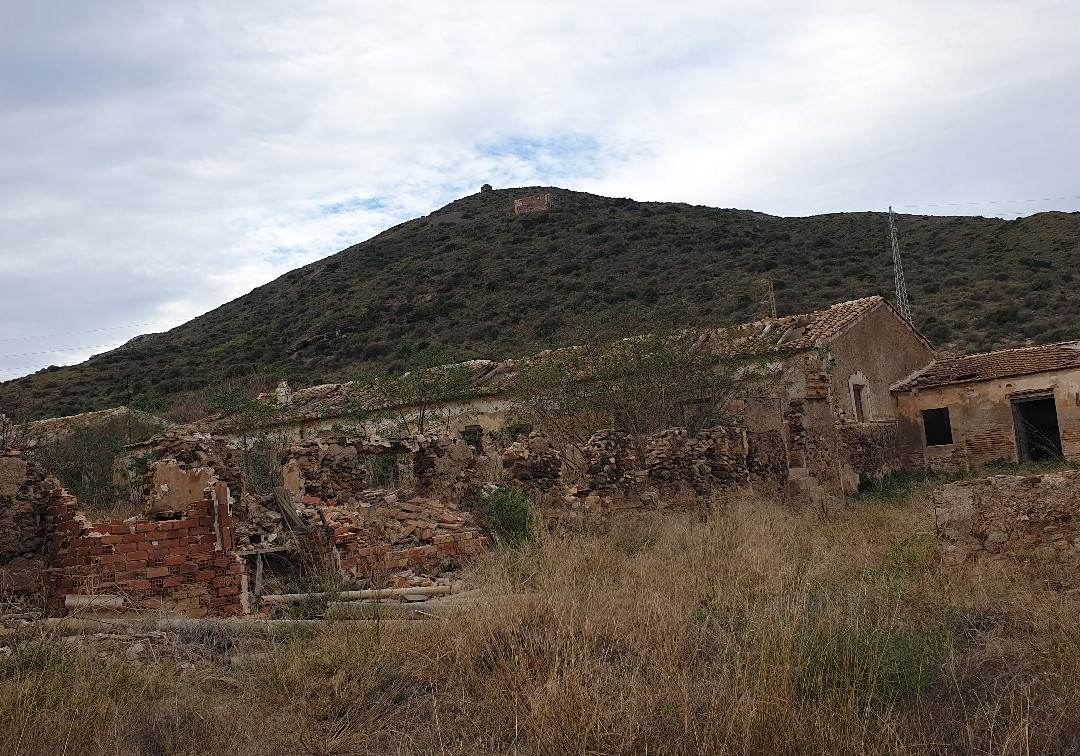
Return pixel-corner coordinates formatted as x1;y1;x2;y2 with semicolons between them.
47;483;248;617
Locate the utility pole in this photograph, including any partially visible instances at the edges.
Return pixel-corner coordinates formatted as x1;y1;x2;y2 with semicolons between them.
761;278;778;319
888;206;912;321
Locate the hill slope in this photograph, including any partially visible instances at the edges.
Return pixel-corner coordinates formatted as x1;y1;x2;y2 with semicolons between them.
3;187;1079;420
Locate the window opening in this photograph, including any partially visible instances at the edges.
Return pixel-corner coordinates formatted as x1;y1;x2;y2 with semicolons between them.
922;407;953;446
853;384;870;423
1012;396;1063;462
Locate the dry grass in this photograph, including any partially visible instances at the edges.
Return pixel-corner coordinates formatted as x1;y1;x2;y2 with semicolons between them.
3;491;1080;755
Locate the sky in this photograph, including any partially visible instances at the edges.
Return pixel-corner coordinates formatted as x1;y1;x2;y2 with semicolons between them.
1;1;1078;380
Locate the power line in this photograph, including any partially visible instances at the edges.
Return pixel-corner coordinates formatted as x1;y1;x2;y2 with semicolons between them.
896;195;1080;210
0;321;177;344
0;342;126;360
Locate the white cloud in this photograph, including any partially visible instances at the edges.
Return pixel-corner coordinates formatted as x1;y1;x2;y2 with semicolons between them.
1;0;1078;379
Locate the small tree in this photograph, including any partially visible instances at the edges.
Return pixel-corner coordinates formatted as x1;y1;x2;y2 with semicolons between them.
27;412;163;518
511;321;774;472
204;384;288;494
345;347;477;436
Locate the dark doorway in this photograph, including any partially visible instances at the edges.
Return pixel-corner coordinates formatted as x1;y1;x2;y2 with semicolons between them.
1012;396;1064;462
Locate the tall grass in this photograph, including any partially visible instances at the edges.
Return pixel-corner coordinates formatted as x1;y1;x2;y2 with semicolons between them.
2;491;1079;754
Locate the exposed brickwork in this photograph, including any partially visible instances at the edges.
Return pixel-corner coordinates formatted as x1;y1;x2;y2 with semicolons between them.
46;482;247;617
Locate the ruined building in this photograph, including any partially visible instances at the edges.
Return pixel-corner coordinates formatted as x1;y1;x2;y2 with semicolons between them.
892;342;1080;471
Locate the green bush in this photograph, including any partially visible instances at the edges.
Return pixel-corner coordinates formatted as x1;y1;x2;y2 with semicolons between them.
469;483;535;545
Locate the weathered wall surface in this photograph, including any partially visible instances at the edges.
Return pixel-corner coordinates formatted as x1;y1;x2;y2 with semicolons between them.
278;435;488;580
828;305;936;424
893;368;1080;472
933;471;1080;580
837;421;901;483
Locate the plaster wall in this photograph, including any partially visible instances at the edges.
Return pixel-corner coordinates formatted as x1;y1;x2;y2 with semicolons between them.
827;304;936;424
893;367;1080;471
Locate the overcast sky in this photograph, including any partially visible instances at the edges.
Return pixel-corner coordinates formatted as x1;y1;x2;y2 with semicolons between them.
1;1;1078;380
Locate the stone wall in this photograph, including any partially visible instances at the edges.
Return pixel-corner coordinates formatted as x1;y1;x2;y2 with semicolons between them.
515;426;752;519
837;421;900;485
0;452;50;599
644;426;748;494
277;434;487;580
933;470;1080;579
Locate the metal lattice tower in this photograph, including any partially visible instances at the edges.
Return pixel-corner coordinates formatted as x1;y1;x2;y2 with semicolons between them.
888;206;912;321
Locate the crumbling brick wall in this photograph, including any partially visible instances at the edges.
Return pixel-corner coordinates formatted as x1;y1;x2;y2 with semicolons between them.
47;475;248;617
933;470;1080;581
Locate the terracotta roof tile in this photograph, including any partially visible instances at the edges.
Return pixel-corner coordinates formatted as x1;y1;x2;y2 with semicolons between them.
892;342;1080;391
731;295;887;352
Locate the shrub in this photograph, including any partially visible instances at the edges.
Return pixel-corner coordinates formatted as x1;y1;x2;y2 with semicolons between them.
469;483;535;545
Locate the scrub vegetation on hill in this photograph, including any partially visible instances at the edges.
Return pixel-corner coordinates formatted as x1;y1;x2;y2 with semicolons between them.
3;187;1078;420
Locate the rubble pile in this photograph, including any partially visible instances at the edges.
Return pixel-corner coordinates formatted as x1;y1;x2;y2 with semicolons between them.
580;430;637;499
276;434;488;580
414;435;480;506
324;493;486;578
502;432;563;490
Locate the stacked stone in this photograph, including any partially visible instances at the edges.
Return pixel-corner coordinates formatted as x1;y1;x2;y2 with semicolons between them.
745;430;788;484
1;453;49;563
0;451;50;598
933;470;1080;576
283;435;419;506
580;430;637;500
502;432;563;490
644;426;748;494
784;400;808;467
837;422;900;481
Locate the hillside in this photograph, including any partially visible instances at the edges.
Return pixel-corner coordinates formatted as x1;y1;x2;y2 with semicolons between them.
2;186;1078;420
